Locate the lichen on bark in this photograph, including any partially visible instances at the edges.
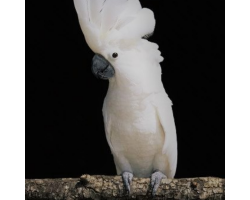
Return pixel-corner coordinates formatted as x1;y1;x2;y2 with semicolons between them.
25;175;225;200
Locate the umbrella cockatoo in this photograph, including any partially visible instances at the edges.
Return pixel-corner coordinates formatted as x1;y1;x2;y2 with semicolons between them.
73;0;177;195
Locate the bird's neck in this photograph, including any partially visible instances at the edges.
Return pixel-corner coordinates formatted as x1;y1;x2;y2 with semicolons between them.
107;70;164;100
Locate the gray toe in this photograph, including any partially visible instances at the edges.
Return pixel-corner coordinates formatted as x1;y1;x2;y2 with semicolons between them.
150;171;167;196
122;172;133;195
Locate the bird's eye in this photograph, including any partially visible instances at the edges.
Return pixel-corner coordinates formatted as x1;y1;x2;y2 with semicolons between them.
112;52;118;58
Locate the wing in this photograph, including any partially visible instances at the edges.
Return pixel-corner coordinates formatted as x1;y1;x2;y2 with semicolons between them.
102;98;114;153
153;92;177;178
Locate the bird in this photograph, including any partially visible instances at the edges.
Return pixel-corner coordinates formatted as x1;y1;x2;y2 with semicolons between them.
73;0;177;196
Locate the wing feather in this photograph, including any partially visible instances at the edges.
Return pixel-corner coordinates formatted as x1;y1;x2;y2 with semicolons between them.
153;93;177;178
102;99;114;153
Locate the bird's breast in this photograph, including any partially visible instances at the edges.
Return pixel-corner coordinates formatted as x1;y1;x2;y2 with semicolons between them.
103;91;166;177
107;94;158;134
104;93;164;154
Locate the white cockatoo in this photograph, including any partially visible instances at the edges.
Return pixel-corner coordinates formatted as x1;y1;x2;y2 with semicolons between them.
73;0;177;195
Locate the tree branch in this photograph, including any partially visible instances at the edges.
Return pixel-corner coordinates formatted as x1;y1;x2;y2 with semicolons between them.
25;175;225;200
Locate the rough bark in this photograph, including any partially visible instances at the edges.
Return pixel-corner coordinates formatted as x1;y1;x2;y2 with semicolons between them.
25;175;225;200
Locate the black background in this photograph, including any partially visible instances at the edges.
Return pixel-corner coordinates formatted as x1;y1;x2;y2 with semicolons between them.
26;0;225;179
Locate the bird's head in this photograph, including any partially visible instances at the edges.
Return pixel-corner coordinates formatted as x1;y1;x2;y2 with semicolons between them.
74;0;158;80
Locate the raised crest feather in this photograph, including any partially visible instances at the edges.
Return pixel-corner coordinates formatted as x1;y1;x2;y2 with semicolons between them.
74;0;156;53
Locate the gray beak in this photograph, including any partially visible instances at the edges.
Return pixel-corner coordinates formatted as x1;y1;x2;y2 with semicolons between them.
91;54;115;80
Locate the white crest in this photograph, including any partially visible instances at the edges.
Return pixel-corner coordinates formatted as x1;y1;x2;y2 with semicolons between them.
74;0;155;53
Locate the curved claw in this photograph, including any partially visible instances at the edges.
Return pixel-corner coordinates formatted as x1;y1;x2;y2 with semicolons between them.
150;171;167;196
122;172;133;195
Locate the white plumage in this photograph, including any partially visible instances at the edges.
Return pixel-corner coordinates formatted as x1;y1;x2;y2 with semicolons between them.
74;0;177;181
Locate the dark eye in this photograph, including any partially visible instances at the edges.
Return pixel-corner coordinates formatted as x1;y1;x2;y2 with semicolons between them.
112;52;118;58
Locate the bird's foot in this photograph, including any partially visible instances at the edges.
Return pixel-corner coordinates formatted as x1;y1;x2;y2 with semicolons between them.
122;171;133;195
150;170;167;196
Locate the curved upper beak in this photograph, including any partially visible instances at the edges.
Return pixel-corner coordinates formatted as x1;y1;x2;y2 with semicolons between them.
91;54;115;80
